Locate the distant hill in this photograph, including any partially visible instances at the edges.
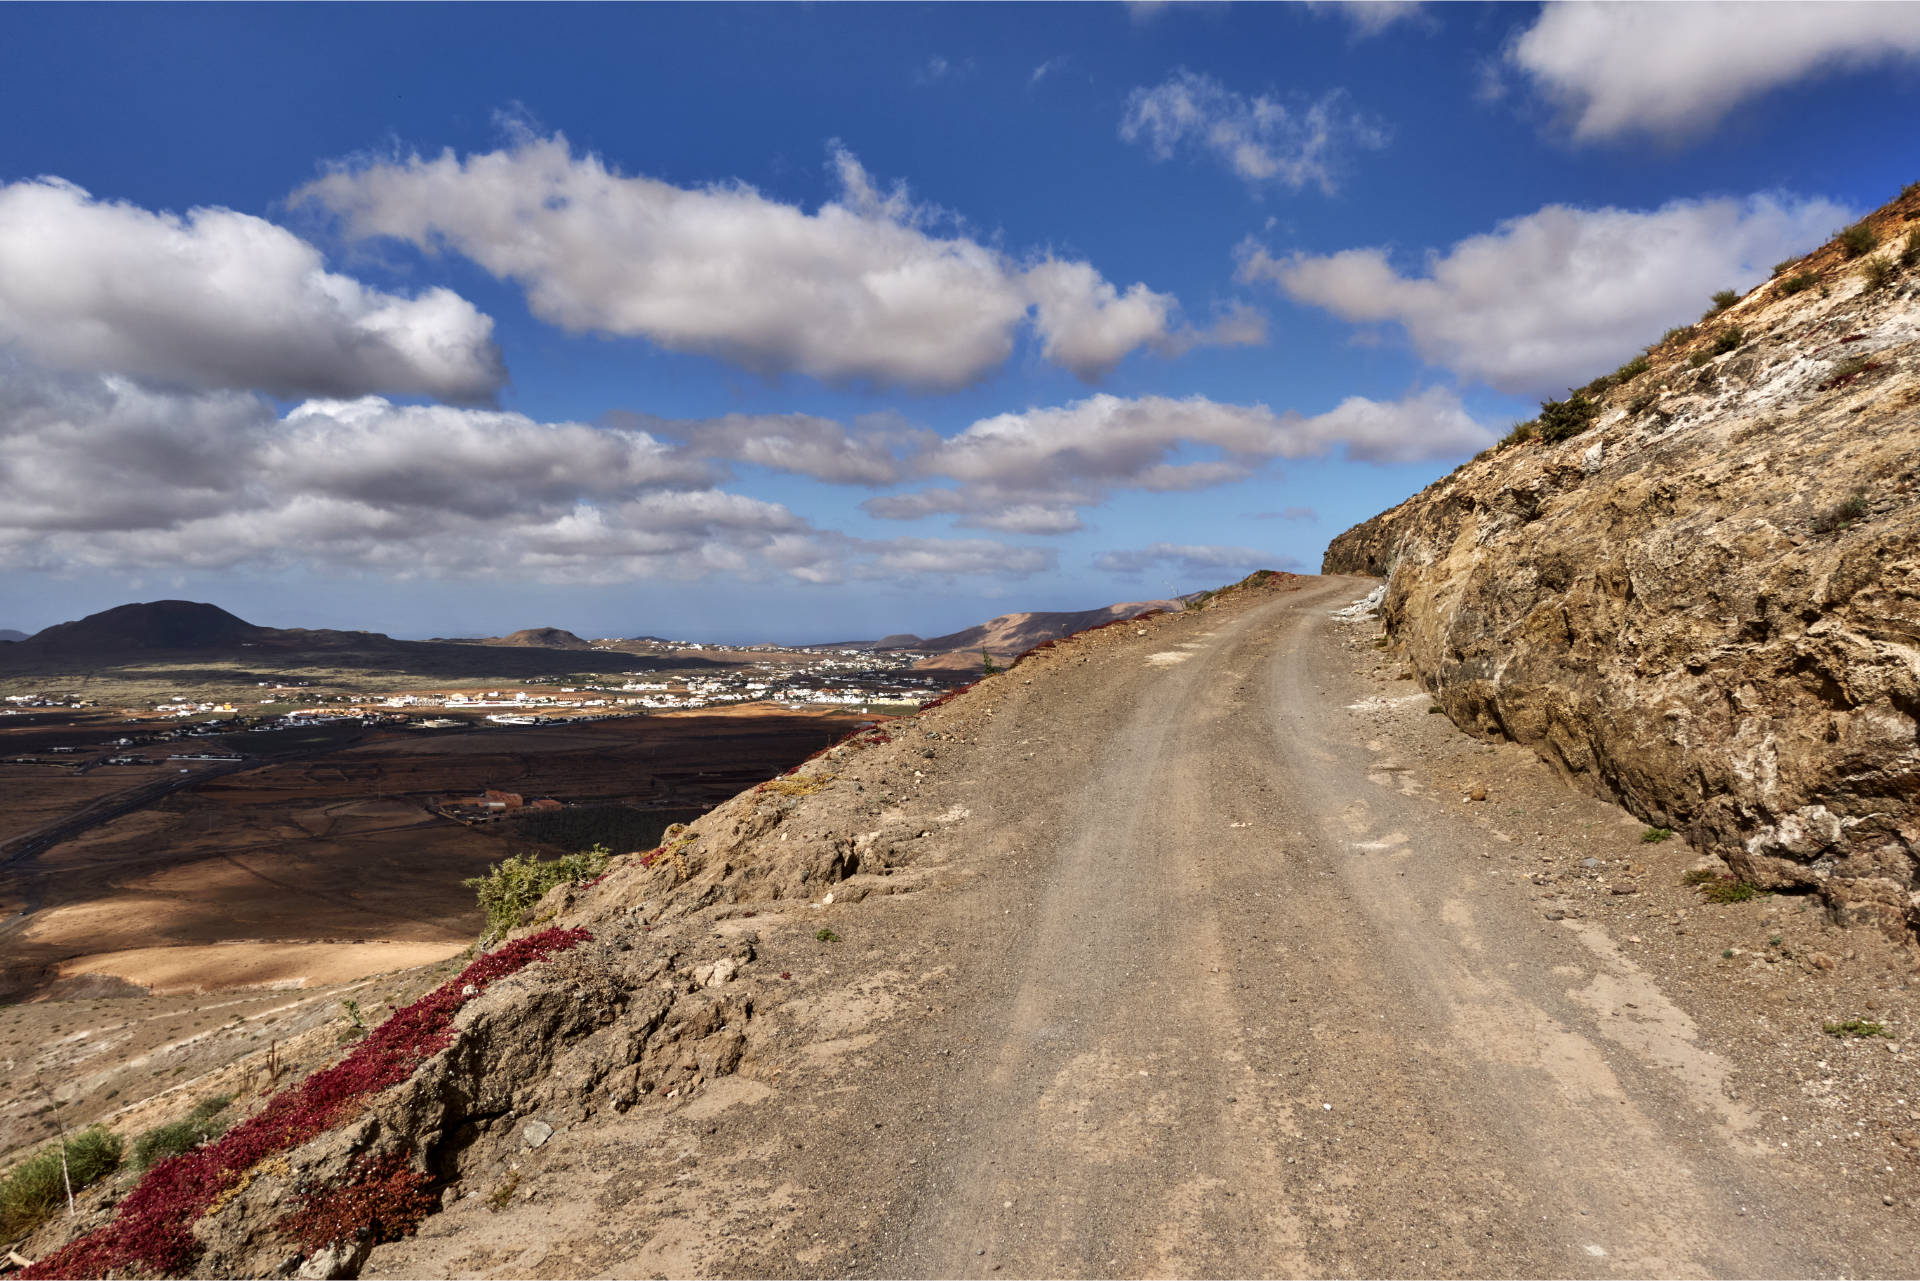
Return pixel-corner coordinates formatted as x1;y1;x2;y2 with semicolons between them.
476;628;592;650
23;601;270;653
911;600;1182;671
0;601;720;682
0;629;25;643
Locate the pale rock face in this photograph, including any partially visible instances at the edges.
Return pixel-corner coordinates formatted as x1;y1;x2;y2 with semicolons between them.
1326;190;1920;939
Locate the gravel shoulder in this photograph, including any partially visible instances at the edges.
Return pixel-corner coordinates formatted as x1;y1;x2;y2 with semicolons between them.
363;575;1918;1280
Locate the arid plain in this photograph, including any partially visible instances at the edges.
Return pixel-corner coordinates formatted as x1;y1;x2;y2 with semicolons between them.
0;695;871;1164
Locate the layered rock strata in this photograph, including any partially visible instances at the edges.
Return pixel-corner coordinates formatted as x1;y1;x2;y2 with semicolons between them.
1326;189;1920;939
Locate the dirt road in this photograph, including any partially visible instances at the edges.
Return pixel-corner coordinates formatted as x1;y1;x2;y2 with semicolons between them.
369;575;1916;1280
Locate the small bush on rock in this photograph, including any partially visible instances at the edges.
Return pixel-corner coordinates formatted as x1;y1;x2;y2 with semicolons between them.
1780;273;1817;295
1838;220;1878;258
1711;326;1744;356
1706;288;1739;315
1810;492;1869;534
1535;393;1600;443
466;845;611;938
1823;1019;1891;1039
1500;420;1537;448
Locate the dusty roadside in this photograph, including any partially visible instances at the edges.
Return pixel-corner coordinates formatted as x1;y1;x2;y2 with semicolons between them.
342;573;1917;1280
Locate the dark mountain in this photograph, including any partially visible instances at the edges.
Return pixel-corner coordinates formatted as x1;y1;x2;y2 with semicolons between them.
0;601;722;682
0;629;25;643
24;601;270;652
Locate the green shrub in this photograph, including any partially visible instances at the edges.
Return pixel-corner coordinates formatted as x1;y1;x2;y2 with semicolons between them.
1535;393;1600;443
1837;220;1878;258
1657;325;1694;348
1902;229;1920;270
1711;326;1744;355
1641;826;1673;843
1823;1018;1891;1039
465;844;612;937
1500;420;1537;448
1771;258;1799;277
1862;258;1897;291
1706;288;1740;315
1628;393;1658;416
1810;492;1868;534
1613;355;1650;383
1697;877;1761;903
0;1126;123;1237
1688;351;1710;369
1780;273;1817;295
132;1095;231;1171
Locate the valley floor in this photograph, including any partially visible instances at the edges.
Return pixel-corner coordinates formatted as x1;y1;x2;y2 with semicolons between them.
366;576;1918;1279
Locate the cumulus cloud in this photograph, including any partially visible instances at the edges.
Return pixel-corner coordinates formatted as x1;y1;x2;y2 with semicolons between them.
0;360;1045;585
1509;1;1920;142
1244;193;1849;394
298;133;1212;388
1094;542;1281;575
863;389;1491;533
1120;71;1387;193
618;411;925;486
0;178;503;401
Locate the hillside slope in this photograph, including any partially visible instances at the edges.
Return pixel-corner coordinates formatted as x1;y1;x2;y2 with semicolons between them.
911;598;1182;670
1326;187;1920;938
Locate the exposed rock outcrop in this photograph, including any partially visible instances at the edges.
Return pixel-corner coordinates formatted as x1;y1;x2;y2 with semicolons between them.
1326;188;1920;939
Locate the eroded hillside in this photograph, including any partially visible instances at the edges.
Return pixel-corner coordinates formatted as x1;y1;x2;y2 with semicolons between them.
1326;186;1920;938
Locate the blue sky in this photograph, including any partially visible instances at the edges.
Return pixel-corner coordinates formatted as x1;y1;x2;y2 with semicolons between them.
1;2;1916;643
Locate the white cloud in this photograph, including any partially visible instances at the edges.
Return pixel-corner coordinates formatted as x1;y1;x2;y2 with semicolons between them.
625;411;925;486
1245;193;1849;394
0;361;1054;587
1030;57;1068;86
298;133;1204;387
864;389;1491;533
0;178;503;401
1120;71;1387;194
1509;1;1920;142
1309;1;1424;38
860;538;1053;579
1094;542;1280;575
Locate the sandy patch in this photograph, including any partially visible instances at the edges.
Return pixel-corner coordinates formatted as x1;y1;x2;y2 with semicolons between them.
56;940;469;995
1145;651;1193;667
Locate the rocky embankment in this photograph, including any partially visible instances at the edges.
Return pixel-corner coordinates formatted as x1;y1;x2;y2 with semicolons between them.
1326;187;1920;939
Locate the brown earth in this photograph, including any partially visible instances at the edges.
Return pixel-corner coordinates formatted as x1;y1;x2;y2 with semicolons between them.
1325;186;1920;940
37;575;1916;1279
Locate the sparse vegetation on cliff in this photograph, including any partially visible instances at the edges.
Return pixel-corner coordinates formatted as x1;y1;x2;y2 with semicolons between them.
1838;219;1878;258
132;1096;231;1171
0;1127;122;1240
1535;392;1601;444
465;845;612;938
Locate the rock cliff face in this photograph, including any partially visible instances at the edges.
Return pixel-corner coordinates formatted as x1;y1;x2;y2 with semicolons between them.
1326;188;1920;939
